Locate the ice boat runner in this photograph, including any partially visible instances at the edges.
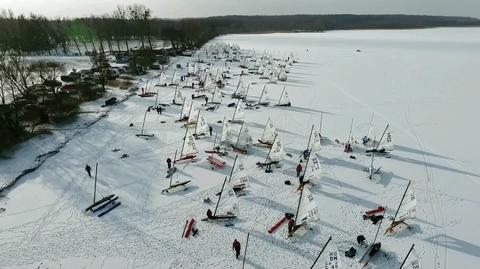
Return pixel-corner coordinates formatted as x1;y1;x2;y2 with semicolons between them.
257;117;277;146
385;180;416;234
229;99;246;124
288;186;319;237
203;177;238;221
176;127;198;163
276;86;291;106
231;122;253;154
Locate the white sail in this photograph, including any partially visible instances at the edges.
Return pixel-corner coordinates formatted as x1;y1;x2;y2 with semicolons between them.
260;118;276;144
397;187;417;221
211;86;222;103
173;86;183;104
221;117;234;143
278;69;287;81
187;63;194;75
171;70;180;85
310;130;321;152
233;100;246;121
258;86;269;104
296;188;319;225
231;160;249;189
235;81;248;98
187;107;199;125
237;123;253;147
182;132;198;156
222;182;239;215
403;248;421;269
304;154;322;182
180;100;190;119
269;137;284;162
195;115;209;136
278;88;290;105
322;241;342;269
378;126;394;152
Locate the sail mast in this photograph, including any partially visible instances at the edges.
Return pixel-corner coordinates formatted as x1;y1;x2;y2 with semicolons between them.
399;244;416;269
173;85;179;103
375;124;390;151
213;176;228;216
278;86;286;105
319;112;324;137
234;80;241;96
228;155;238;183
306;124;314;151
265;134;278;162
232;100;239;121
170;150;178;187
392;180;411;224
179;98;186;120
293;186;304;227
347;118;354;144
236;122;244;147
195;111;201;134
310;236;333;269
180;126;188;156
244;83;251;100
258;85;266;105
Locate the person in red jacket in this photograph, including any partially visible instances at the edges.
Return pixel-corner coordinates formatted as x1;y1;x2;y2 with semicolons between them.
288;218;295;235
296;163;303;177
232;239;241;259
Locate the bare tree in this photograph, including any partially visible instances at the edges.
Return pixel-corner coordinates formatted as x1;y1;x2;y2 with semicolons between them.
31;60;65;97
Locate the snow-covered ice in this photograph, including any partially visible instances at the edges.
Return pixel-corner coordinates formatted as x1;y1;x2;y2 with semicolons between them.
1;27;480;269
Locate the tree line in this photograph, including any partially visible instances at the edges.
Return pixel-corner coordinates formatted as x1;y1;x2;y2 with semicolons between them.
1;7;479;55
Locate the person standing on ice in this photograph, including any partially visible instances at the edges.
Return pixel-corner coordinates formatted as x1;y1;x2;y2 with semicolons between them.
205;96;209;105
232;239;241;259
296;164;303;177
288;218;295;234
206;208;213;219
167;158;172;170
209;126;213;136
85;164;92;178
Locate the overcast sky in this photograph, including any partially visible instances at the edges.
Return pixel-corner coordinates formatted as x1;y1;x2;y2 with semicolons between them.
1;0;479;19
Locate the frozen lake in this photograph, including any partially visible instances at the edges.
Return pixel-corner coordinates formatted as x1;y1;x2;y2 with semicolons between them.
1;27;480;269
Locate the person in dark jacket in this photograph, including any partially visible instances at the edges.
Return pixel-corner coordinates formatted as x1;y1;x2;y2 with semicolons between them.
85;164;92;178
167;158;172;170
296;164;303;177
209;126;213;136
207;209;213;219
232;239;241;259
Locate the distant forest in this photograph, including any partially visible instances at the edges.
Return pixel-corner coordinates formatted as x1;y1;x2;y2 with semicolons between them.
0;5;479;54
